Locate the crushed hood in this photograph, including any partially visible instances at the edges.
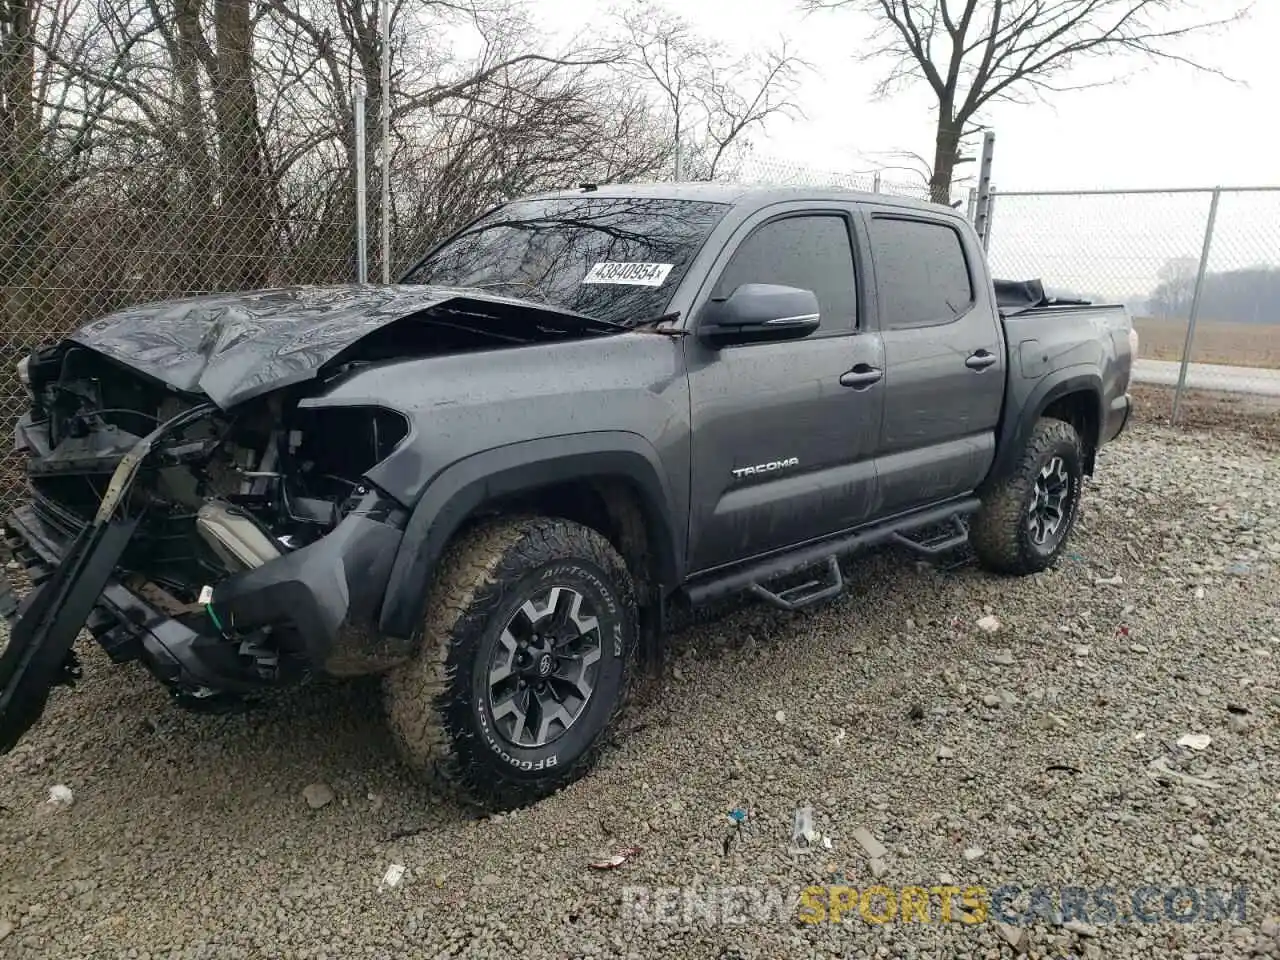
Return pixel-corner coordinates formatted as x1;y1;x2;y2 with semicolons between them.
69;283;615;409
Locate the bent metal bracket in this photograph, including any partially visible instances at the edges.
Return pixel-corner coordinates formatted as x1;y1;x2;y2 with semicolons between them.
0;402;217;753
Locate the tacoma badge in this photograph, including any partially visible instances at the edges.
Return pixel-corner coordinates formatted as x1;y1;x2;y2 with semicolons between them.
731;457;799;479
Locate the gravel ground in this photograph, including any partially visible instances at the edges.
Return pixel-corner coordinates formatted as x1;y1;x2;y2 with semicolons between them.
2;418;1279;960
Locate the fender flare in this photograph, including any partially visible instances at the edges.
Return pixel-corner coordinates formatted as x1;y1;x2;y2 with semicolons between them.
986;365;1104;487
377;431;681;641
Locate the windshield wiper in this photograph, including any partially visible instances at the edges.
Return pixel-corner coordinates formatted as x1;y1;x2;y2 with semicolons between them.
626;311;686;335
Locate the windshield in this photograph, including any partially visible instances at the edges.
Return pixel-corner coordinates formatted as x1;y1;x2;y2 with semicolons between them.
400;196;731;325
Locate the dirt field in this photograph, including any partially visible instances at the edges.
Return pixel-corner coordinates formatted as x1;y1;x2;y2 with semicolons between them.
1133;317;1280;369
1130;383;1280;450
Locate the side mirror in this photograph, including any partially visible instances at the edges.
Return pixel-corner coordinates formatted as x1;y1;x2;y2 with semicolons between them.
696;283;822;346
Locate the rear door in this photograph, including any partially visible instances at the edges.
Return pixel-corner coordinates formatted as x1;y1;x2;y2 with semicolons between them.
684;202;884;573
863;208;1005;517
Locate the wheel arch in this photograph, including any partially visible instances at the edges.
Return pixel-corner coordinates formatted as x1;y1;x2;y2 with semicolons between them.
378;432;682;643
985;366;1104;490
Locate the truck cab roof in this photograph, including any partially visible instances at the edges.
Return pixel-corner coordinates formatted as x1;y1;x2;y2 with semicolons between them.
527;181;952;217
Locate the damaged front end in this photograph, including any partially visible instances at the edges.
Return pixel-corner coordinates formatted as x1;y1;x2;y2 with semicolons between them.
1;342;411;749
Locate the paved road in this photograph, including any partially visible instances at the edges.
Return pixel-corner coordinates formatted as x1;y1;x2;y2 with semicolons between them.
1132;358;1280;397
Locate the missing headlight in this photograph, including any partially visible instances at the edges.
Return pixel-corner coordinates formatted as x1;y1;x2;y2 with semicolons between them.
285;405;409;506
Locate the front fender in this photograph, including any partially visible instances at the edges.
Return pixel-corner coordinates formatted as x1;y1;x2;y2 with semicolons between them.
377;431;681;643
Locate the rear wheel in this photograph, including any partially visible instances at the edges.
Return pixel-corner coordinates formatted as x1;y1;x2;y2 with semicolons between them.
971;417;1085;575
383;515;637;810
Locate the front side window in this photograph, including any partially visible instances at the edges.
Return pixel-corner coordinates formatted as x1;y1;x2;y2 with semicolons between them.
401;196;731;326
711;214;858;336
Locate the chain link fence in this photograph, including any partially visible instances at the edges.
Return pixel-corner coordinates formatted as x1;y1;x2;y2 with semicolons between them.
0;139;925;519
0;140;359;512
4;128;1276;519
721;155;933;200
984;187;1280;417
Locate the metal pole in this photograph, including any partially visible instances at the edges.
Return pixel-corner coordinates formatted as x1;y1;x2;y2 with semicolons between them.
983;184;996;253
379;0;391;284
966;187;977;224
1171;187;1221;424
873;170;881;193
972;129;995;243
354;92;368;284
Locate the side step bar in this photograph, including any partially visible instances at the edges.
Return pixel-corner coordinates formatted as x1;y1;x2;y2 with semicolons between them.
682;497;980;612
748;556;844;612
890;515;971;557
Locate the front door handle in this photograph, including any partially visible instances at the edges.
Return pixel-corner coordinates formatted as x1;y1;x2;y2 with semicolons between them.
839;364;884;389
965;349;998;370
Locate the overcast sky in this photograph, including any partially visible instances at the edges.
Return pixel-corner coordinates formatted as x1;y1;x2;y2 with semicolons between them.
538;0;1276;193
531;0;1277;296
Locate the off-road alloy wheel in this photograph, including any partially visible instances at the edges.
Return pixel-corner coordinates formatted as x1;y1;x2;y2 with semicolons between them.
971;417;1085;575
384;516;637;811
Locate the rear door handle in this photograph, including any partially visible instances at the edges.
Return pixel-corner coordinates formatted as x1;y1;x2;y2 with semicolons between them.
839;365;883;389
965;349;998;370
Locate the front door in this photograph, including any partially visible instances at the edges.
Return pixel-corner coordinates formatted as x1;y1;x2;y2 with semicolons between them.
684;205;884;573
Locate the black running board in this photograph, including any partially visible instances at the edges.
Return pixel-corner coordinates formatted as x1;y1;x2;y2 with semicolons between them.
681;497;981;611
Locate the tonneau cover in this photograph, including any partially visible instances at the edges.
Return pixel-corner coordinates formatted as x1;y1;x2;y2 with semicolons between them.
994;278;1096;317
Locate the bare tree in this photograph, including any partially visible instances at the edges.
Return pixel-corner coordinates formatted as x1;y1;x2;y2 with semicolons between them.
1150;255;1199;318
2;0;817;360
803;0;1248;203
619;0;808;181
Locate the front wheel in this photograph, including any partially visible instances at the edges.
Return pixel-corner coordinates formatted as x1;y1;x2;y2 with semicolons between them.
383;515;637;811
971;417;1085;576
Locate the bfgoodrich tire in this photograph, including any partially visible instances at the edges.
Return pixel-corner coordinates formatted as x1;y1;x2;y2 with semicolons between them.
383;515;637;811
971;417;1085;576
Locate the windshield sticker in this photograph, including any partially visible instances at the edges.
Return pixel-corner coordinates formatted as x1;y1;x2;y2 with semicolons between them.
582;262;674;286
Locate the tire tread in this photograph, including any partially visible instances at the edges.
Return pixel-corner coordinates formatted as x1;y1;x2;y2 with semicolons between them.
971;417;1083;576
383;515;636;810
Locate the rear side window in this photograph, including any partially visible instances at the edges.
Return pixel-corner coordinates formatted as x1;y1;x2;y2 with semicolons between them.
869;216;974;329
711;214;857;335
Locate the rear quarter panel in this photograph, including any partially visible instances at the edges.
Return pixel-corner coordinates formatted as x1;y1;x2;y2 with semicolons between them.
989;303;1133;484
1007;304;1132;400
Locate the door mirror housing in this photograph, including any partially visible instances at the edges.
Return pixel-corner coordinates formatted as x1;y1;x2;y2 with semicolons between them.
696;283;822;346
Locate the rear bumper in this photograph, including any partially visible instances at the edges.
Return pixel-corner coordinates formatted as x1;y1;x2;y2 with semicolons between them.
1104;392;1132;444
3;497;407;696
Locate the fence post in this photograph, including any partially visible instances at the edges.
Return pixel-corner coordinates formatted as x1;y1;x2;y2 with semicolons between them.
966;187;977;224
983;184;996;253
873;171;882;193
972;130;996;246
379;0;391;284
354;92;369;284
1171;187;1221;424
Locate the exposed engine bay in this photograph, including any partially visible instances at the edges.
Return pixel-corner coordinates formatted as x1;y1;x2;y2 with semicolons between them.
0;283;634;753
3;339;419;724
20;343;407;604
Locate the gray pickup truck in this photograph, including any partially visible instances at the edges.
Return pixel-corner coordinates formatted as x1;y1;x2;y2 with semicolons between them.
0;183;1134;809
